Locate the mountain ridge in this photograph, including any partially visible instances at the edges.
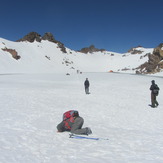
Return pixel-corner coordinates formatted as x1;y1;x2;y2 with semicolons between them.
0;32;163;75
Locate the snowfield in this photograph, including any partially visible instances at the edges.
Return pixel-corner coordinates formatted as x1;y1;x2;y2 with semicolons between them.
0;72;163;163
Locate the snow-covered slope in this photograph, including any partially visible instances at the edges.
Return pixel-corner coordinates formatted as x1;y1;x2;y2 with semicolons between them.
0;38;154;74
0;73;163;163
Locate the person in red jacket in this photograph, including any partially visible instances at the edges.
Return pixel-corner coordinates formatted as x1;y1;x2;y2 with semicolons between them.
57;110;92;135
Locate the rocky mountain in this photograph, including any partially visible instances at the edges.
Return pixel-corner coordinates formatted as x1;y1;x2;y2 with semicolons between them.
136;43;163;74
17;32;67;53
0;32;163;75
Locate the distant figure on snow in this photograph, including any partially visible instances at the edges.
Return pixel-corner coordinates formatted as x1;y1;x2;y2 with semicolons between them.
84;78;90;94
150;80;159;108
57;110;92;135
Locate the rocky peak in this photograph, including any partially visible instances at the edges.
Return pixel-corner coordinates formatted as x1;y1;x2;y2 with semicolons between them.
17;32;41;42
42;32;56;43
153;43;163;58
79;45;105;54
17;32;67;53
127;45;143;54
136;43;163;74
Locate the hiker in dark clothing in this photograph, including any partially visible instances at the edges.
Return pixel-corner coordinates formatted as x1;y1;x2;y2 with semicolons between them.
57;111;92;135
150;80;159;108
84;78;90;94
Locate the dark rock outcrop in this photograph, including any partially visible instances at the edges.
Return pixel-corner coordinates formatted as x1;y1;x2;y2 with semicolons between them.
17;32;41;42
2;48;20;60
136;43;163;74
153;43;163;58
79;45;105;54
127;46;143;54
42;32;55;42
17;32;67;53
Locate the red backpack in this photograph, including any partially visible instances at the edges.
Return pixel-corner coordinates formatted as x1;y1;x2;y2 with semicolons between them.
63;110;76;130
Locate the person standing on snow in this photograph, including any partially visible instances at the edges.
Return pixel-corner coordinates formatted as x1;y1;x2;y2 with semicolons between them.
150;80;159;108
84;78;90;94
57;110;92;135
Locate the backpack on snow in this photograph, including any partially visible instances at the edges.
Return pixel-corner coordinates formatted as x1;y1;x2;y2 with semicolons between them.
62;110;77;130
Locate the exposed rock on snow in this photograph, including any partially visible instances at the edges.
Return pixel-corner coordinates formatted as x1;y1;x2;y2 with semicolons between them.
136;43;163;74
127;46;144;54
2;47;20;60
78;45;105;54
17;32;67;53
17;32;42;43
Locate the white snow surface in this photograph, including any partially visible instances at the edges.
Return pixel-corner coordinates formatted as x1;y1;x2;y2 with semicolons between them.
0;72;163;163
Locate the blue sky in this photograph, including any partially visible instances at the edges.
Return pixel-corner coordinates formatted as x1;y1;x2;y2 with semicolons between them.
0;0;163;53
